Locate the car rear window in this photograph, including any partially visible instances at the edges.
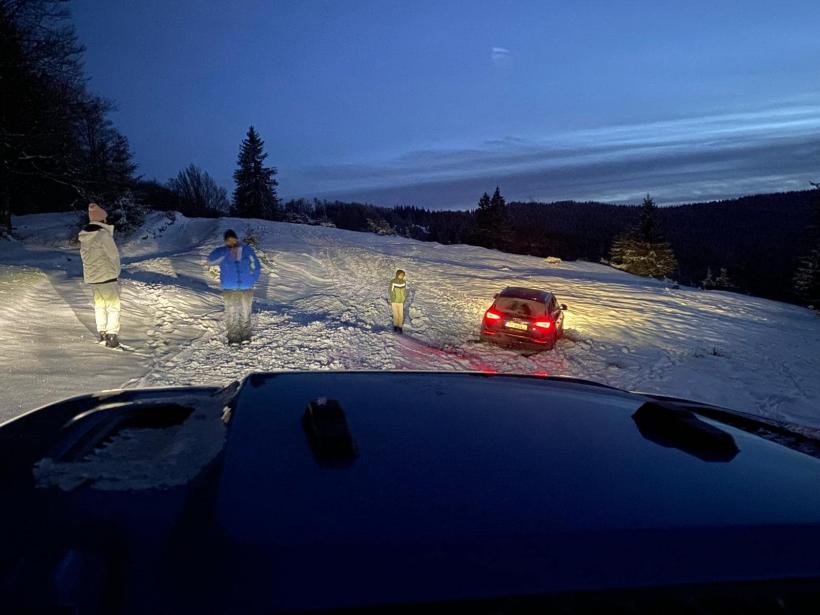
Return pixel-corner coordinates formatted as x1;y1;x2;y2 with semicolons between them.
494;297;546;317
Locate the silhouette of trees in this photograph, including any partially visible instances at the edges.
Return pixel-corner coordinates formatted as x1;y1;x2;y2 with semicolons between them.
1;0;137;235
793;181;820;307
169;164;229;216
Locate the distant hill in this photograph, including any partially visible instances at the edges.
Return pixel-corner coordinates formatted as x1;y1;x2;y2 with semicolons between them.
281;189;818;303
506;190;818;301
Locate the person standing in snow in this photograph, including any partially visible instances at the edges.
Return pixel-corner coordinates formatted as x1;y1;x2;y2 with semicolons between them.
207;229;262;344
78;203;122;348
389;269;407;333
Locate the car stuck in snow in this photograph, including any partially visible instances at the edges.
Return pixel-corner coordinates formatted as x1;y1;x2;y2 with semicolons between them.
481;286;567;349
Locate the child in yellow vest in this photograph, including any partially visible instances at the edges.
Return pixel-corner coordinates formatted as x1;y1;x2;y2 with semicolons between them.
388;269;407;333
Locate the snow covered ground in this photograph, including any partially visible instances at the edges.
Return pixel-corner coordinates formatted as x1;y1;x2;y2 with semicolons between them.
1;211;819;428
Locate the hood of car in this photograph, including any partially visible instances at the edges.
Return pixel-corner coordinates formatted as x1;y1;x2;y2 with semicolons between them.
2;372;820;612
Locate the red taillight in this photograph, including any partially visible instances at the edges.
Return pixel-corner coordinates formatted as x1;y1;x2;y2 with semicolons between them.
533;320;552;329
484;309;502;321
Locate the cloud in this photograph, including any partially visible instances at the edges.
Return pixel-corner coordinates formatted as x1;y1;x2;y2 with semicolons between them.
491;46;511;65
286;102;820;209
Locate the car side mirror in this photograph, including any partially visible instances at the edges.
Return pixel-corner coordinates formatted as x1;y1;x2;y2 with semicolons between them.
561;304;568;310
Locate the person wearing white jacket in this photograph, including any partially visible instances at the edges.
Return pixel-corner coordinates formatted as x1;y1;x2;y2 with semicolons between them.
78;203;122;348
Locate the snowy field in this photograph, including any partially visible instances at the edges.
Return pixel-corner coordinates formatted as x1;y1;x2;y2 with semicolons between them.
1;211;819;428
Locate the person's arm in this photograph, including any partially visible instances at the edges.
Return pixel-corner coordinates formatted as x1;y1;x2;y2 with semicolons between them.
207;246;226;265
101;233;121;277
248;247;262;283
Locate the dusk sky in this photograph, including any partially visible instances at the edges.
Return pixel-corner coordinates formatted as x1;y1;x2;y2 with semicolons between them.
73;0;820;209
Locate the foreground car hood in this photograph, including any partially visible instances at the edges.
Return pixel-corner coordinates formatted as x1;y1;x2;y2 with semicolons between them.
2;372;820;613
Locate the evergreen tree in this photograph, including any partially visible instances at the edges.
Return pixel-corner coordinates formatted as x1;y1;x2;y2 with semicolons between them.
472;186;509;249
715;267;734;290
109;134;138;196
639;193;660;242
793;181;820;307
793;248;820;307
232;126;279;220
608;195;678;279
472;192;492;247
107;190;145;234
702;266;715;289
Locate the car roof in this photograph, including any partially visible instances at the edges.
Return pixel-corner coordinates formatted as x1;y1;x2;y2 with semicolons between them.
498;286;553;302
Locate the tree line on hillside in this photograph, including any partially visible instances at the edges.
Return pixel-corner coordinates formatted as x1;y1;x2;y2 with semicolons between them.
1;0;137;232
2;0;280;234
274;185;820;306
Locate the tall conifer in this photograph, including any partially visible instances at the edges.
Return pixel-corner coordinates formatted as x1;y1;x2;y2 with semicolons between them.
232;126;279;219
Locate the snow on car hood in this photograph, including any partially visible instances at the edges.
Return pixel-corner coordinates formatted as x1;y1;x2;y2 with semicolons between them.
33;402;226;491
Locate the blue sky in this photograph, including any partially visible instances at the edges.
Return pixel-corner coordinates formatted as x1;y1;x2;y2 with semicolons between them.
73;0;820;208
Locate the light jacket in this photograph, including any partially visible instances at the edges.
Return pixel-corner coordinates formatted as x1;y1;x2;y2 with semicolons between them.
78;223;121;284
207;244;261;290
389;276;407;303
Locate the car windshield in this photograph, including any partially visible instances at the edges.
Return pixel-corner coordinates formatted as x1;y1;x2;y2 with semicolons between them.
494;298;546;318
2;2;819;435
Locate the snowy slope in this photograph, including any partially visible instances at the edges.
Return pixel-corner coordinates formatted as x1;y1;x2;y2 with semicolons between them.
1;211;819;428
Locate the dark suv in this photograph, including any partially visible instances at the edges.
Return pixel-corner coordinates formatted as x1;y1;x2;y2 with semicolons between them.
481;286;566;349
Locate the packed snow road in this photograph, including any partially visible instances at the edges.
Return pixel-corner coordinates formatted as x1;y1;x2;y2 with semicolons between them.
1;211;820;428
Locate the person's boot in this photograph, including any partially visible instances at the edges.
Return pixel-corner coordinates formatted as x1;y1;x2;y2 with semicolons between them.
393;325;399;332
98;332;106;344
105;333;120;348
397;326;403;334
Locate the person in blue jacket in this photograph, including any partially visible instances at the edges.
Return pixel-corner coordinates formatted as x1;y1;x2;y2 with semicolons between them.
207;229;262;344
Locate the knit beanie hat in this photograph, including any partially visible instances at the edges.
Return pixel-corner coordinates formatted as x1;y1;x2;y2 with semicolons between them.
88;203;107;222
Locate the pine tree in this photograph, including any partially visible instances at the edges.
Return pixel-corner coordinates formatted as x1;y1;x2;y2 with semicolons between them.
608;195;678;279
472;192;493;247
793;248;820;308
109;133;137;196
793;181;820;307
107;190;146;234
638;194;661;243
702;267;715;289
715;267;734;289
232;126;279;220
472;186;509;249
